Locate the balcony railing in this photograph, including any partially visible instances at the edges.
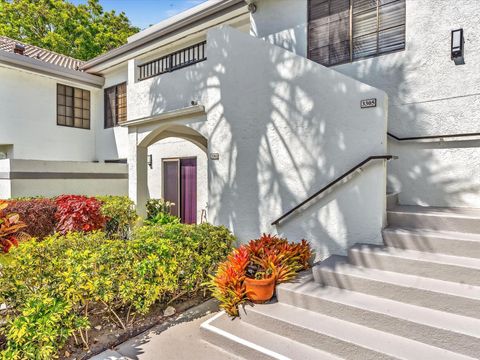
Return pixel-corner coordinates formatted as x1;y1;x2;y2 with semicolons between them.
138;41;207;81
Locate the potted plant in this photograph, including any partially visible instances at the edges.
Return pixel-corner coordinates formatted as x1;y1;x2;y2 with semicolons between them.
244;261;275;303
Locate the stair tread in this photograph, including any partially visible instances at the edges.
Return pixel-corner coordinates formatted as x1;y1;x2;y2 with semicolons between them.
203;312;342;360
388;205;480;218
350;243;480;270
318;255;480;300
278;280;480;338
246;303;474;360
383;227;480;242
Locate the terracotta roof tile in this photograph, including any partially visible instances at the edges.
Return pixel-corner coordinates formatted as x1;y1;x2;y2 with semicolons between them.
0;36;84;71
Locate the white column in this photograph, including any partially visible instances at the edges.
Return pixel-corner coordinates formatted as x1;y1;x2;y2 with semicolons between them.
128;128;149;218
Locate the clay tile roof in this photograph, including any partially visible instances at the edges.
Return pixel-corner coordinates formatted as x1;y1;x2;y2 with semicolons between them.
0;36;84;71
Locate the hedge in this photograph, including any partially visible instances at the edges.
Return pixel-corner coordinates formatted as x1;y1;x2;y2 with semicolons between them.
0;224;235;359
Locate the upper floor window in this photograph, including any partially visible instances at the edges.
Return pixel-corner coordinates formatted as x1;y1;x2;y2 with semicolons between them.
104;82;127;128
308;0;406;67
57;84;90;129
138;41;207;81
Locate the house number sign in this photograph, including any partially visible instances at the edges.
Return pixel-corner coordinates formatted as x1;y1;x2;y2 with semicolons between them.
360;98;377;108
210;153;220;160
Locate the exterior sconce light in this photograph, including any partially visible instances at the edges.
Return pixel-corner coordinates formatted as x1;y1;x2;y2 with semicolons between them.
248;3;257;13
451;29;464;65
147;154;153;169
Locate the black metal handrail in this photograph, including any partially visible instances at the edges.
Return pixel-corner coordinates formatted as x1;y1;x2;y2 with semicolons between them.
138;41;207;81
388;132;480;141
271;155;393;226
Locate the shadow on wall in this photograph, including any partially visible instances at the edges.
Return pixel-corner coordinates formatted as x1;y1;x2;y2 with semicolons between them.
145;26;387;260
334;47;480;208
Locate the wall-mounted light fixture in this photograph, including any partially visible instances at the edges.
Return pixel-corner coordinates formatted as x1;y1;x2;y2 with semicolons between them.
451;28;464;65
147;154;153;169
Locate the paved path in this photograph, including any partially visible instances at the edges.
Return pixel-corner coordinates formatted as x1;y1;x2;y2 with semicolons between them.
91;301;241;360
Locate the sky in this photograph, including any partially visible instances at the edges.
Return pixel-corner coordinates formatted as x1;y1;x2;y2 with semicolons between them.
70;0;208;30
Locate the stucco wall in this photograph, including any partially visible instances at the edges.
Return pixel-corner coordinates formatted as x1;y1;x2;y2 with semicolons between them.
127;27;387;259
0;159;127;199
249;0;480;208
95;66;129;161
147;137;208;223
250;0;308;58
0;66;102;161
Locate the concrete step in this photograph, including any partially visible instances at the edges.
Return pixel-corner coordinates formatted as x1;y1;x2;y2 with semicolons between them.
200;312;341;360
348;243;480;285
277;278;480;358
386;192;399;210
313;255;480;319
382;227;480;258
240;303;474;360
387;205;480;233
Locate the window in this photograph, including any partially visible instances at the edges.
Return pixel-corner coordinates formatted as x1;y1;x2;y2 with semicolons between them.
138;41;207;81
308;0;406;66
104;82;127;128
57;84;90;129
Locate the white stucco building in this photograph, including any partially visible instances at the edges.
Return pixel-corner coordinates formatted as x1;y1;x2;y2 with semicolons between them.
1;0;479;252
3;1;480;357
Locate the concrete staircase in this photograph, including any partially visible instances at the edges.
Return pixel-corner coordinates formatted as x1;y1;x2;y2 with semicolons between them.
201;195;480;359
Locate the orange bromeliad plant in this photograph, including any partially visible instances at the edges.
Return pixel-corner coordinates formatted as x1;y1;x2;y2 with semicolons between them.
208;234;313;317
0;201;28;253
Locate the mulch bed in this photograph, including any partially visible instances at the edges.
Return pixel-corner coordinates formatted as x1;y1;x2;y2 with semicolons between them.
60;294;210;360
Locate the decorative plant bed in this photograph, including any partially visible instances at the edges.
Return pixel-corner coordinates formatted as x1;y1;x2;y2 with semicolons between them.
61;295;210;360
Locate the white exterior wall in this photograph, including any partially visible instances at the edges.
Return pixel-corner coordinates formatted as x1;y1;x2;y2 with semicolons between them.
147;138;208;223
0;159;127;199
250;0;308;58
127;27;387;259
251;0;480;208
95;65;129;161
0;65;102;161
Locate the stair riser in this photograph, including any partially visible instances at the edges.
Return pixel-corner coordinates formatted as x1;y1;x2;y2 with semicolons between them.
386;193;398;210
277;287;480;358
383;231;480;258
348;249;480;286
313;267;480;319
387;212;480;233
200;323;275;360
240;308;396;360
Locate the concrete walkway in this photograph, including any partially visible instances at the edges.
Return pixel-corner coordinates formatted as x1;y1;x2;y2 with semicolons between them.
90;301;241;360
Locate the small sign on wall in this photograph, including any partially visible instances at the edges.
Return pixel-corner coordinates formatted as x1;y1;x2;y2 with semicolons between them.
210;153;220;160
360;98;377;108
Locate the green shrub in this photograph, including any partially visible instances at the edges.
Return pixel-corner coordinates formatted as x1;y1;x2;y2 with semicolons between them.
97;196;138;239
144;212;180;226
145;199;175;220
0;224;235;358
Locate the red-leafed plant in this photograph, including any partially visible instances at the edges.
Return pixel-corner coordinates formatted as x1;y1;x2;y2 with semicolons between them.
207;234;313;317
0;201;29;253
55;195;106;234
5;198;57;239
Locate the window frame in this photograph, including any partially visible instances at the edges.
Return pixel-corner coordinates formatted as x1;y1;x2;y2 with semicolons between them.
307;0;406;67
56;83;91;130
104;82;127;129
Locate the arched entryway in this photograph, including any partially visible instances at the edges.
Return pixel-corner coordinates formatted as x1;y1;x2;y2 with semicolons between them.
124;106;208;220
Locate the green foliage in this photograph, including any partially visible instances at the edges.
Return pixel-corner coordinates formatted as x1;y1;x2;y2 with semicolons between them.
97;196;138;239
1;293;88;360
144;212;180;226
0;224;235;358
0;0;139;61
145;199;175;220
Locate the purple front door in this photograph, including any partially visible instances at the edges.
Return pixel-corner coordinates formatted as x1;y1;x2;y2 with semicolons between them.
180;158;197;224
163;158;197;224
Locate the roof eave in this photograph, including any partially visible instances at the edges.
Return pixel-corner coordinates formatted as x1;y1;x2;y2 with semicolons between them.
80;0;246;72
0;51;104;88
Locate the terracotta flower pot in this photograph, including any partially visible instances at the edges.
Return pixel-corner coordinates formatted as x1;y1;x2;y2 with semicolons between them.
244;276;275;303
